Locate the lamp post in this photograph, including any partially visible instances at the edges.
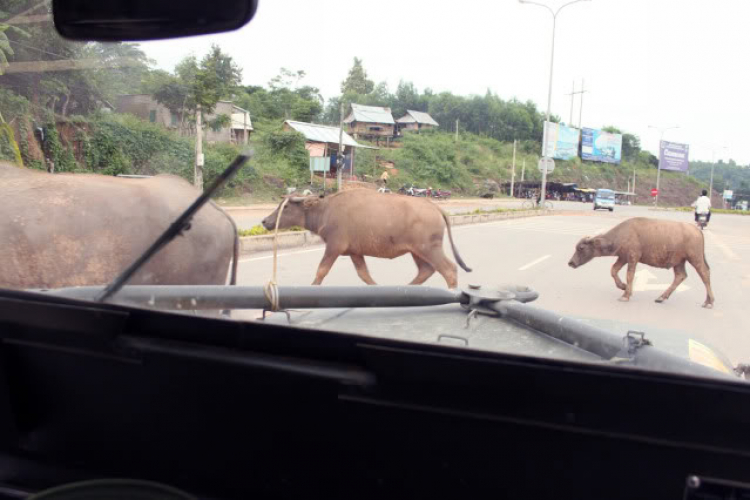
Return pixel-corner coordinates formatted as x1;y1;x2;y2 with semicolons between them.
519;0;590;205
648;124;679;207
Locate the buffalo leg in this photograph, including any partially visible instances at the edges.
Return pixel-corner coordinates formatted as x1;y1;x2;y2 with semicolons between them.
690;258;715;308
422;249;458;289
409;254;436;285
611;257;627;291
312;248;340;285
350;255;377;285
619;261;637;302
656;262;687;303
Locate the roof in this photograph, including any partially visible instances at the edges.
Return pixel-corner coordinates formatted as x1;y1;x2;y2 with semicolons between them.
396;110;439;126
284;120;361;147
345;103;395;124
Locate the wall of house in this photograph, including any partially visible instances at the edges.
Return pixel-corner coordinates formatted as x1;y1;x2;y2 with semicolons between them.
348;121;394;137
116;95;175;128
204;101;233;144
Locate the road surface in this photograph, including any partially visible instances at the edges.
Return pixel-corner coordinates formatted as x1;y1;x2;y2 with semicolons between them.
233;204;750;364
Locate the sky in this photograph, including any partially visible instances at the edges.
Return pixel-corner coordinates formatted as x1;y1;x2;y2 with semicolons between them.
138;0;750;164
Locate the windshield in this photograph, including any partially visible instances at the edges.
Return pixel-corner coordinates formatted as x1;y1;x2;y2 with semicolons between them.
1;0;749;379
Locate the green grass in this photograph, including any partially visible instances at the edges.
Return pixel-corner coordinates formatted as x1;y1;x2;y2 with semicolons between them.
673;207;750;215
238;224;305;237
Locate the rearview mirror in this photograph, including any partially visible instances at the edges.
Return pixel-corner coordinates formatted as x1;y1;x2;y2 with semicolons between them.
53;0;258;41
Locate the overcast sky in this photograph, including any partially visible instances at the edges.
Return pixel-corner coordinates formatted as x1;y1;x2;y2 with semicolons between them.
139;0;749;164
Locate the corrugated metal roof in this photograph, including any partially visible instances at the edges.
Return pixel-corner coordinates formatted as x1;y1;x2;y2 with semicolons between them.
396;110;439;126
345;103;395;124
285;120;360;147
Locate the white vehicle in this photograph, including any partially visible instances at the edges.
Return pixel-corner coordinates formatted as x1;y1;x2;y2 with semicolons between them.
593;189;615;211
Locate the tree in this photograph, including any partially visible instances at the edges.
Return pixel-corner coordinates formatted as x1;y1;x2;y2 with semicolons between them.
340;57;374;95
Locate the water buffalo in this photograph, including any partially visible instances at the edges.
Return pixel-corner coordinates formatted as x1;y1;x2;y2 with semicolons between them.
0;162;239;290
262;189;472;288
567;217;714;308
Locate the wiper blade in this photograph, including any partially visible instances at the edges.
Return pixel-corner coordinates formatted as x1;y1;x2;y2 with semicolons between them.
96;151;253;303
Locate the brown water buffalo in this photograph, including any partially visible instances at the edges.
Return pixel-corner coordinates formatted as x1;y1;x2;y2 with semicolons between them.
262;189;472;288
0;162;239;290
567;217;714;308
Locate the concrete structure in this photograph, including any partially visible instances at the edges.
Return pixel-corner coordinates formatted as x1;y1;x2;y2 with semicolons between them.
115;94;253;145
396;110;439;134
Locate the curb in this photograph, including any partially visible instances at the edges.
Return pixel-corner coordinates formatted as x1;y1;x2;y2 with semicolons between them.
239;209;553;257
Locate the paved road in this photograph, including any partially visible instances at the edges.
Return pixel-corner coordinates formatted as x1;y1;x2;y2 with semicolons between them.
235;205;750;364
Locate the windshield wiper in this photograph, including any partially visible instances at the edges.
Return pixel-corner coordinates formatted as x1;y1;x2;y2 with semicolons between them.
96;151;253;303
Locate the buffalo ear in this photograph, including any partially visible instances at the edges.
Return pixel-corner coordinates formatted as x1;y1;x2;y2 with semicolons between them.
302;197;320;209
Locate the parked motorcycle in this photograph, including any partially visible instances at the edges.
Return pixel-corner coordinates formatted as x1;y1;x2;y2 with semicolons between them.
430;188;452;200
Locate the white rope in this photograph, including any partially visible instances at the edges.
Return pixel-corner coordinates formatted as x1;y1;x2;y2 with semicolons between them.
264;197;290;312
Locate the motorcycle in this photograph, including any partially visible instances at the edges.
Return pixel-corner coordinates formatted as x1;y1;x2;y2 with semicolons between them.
431;188;452;200
697;213;709;230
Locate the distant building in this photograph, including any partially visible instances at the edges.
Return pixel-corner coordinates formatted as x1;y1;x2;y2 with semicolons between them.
396;110;439;134
115;94;253;145
284;120;376;177
344;103;395;143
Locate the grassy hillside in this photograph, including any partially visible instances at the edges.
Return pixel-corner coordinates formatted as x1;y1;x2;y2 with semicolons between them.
354;130;711;206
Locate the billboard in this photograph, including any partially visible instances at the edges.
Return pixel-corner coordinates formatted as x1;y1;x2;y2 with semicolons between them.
581;128;623;164
659;141;690;172
543;121;580;161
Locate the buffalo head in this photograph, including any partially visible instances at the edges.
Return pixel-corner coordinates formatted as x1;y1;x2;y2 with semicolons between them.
568;236;614;269
262;196;319;231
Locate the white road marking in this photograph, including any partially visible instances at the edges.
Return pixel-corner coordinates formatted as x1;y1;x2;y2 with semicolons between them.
632;269;690;293
238;247;324;263
518;254;551;271
705;231;740;261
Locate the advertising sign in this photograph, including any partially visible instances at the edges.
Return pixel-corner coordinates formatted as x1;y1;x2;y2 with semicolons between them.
659;141;690;172
543;121;580;161
581;128;623;164
723;190;733;200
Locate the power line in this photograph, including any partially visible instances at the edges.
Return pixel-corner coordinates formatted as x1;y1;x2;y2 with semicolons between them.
7;39;71;60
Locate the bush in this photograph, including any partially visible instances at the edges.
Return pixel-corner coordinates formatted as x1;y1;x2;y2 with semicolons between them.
238;224;305;237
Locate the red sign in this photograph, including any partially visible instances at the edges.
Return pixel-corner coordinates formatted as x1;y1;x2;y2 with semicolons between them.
651;188;659;197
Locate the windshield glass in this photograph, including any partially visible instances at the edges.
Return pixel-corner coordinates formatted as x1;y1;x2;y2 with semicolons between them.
1;0;748;380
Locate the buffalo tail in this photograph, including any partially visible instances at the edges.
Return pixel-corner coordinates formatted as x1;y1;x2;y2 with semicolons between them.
700;229;710;270
441;211;472;273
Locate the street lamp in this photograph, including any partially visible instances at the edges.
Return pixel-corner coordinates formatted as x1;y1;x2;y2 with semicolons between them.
648;124;679;207
519;0;591;205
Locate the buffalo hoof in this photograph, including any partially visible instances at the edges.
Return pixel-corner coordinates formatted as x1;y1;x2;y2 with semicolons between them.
655;297;665;303
618;296;630;302
702;303;714;309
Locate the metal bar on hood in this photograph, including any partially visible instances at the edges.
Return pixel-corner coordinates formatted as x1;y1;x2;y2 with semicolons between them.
494;301;735;381
40;285;465;310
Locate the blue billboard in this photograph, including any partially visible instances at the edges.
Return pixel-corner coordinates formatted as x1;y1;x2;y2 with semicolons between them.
581;128;622;164
543;121;580;161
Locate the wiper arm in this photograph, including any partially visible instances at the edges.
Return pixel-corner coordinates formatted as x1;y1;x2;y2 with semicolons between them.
96;151;253;303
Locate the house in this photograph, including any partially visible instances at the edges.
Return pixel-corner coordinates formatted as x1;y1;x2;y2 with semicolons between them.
396;110;439;134
344;103;395;142
284;120;376;178
115;94;253;145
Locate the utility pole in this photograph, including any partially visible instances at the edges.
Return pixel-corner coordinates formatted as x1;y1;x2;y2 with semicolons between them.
194;104;203;190
707;146;728;205
455;118;459;141
578;78;586;129
510;139;517;197
337;101;344;192
567;81;575;125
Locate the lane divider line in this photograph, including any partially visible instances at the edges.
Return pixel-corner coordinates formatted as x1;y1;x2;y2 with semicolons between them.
518;255;551;271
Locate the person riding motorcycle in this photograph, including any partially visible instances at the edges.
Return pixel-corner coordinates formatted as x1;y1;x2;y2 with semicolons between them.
692;189;712;225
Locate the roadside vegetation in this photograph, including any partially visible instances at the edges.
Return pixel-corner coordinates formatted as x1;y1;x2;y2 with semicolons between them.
1;2;746;207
